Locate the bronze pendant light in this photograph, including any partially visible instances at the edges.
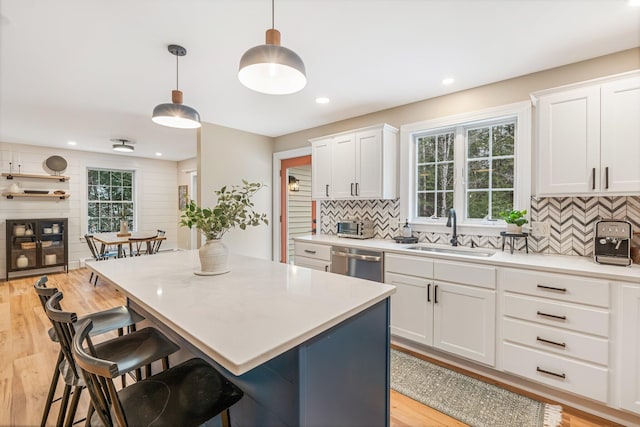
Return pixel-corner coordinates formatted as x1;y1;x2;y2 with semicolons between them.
152;44;201;129
238;0;306;95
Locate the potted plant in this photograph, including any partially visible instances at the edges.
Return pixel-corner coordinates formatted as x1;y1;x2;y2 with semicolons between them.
180;180;268;275
499;209;528;233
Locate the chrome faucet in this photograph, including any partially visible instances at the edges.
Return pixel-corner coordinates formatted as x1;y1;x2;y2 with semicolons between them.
446;208;458;246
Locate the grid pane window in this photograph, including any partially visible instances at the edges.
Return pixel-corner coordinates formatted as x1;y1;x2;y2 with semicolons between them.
465;121;515;219
87;169;134;233
415;131;454;218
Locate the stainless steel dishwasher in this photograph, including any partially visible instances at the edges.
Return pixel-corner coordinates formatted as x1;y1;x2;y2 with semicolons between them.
330;246;383;282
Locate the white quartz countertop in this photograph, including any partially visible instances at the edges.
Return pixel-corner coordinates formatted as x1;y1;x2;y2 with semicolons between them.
86;250;395;376
295;235;640;283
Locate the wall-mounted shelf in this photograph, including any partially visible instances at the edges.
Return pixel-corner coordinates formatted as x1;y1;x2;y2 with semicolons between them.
2;192;70;200
2;172;70;182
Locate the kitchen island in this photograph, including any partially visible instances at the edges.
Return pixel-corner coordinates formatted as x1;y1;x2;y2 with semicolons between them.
86;249;395;426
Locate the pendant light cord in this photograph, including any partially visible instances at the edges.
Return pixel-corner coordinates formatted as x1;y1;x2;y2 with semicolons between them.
175;54;179;91
271;0;275;29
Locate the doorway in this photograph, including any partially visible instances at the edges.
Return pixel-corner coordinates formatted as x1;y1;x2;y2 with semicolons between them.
280;155;314;263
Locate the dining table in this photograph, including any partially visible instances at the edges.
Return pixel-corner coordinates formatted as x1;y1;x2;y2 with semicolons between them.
91;231;165;258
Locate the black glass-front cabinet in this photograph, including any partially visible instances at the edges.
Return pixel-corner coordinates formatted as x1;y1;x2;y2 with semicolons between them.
6;218;68;280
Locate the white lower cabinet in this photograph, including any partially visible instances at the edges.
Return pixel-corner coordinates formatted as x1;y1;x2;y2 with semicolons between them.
386;253;496;366
293;242;331;272
433;281;495;364
620;283;640;415
499;268;610;403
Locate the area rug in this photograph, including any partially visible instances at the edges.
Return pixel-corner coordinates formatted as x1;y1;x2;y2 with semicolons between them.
391;349;562;427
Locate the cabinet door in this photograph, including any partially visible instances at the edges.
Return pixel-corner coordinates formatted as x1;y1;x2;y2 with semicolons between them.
331;133;356;199
355;129;382;199
311;138;332;199
433;281;496;365
537;86;600;195
386;272;432;345
620;283;640;414
601;76;640;193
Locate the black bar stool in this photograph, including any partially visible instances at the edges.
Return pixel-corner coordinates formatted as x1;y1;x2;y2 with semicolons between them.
73;319;244;427
44;292;180;427
34;276;147;426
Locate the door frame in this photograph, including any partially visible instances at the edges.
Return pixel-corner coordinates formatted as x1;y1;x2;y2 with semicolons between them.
272;147;314;262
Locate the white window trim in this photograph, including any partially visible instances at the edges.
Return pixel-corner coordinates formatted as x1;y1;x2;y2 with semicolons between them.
400;101;531;236
84;167;138;234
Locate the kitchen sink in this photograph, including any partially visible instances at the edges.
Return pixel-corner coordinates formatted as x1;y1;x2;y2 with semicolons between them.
406;245;495;257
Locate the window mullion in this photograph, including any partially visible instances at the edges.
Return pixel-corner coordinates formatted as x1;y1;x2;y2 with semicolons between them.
453;126;465;220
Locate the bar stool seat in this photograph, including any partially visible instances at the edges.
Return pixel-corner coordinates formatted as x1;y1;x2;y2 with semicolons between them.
74;320;244;427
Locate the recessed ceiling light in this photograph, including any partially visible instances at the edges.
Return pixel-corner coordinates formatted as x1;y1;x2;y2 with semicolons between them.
67;141;77;146
629;0;640;6
315;97;330;104
442;77;455;85
155;152;163;157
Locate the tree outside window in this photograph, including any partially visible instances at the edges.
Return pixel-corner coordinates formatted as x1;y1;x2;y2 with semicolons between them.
466;121;515;219
416;131;454;218
87;169;134;232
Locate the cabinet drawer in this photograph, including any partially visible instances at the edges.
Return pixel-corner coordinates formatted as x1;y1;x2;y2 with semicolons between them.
294;242;331;261
500;268;609;307
385;254;433;279
502;318;608;365
503;342;608;403
503;294;609;337
434;261;495;289
294;256;331;272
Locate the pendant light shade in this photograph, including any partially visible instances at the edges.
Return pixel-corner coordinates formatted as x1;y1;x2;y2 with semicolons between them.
238;2;306;95
152;45;201;129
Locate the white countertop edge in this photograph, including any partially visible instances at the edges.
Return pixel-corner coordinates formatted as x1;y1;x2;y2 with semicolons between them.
86;261;394;376
295;235;640;284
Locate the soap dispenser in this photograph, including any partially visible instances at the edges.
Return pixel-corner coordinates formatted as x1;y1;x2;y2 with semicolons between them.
402;219;412;237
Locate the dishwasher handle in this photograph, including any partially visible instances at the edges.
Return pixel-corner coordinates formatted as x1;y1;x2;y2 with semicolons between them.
331;250;382;262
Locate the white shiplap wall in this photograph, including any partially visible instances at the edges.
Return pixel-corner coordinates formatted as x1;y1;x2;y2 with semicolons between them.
0;142;179;280
287;165;312;263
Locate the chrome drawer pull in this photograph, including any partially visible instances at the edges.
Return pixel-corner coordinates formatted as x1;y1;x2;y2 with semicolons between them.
536;311;567;321
536;367;566;379
304;249;317;254
536;336;566;348
537;284;567;293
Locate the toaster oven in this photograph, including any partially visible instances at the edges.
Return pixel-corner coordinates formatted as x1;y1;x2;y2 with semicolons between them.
336;220;374;239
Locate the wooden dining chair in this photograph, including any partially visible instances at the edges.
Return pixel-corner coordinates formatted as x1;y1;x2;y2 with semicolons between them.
148;229;166;254
128;237;153;256
85;234;118;285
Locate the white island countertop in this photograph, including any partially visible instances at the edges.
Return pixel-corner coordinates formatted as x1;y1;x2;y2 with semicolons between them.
86;250;395;376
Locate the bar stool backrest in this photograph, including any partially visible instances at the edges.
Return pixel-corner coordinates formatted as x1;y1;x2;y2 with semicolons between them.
73;319;126;426
34;275;57;312
44;292;81;382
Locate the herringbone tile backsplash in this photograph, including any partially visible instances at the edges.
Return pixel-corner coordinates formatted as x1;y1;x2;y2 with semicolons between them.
320;196;640;256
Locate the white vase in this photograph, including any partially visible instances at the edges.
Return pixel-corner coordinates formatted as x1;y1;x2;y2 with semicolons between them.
119;220;129;235
506;223;522;234
196;239;230;275
16;255;28;268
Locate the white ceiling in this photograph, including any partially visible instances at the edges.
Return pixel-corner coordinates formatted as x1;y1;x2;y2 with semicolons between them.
1;0;638;161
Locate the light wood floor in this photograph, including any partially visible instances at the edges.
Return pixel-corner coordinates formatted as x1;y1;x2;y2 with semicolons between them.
0;270;623;426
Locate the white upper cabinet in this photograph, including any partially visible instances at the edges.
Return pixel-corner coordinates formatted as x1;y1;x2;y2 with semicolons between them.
600;76;640;193
310;124;398;200
534;72;640;196
311;137;332;199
